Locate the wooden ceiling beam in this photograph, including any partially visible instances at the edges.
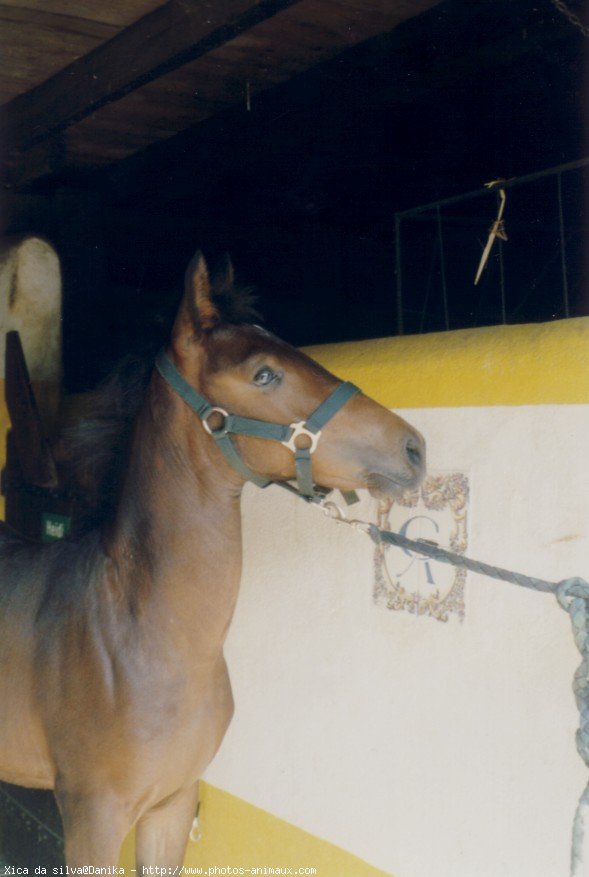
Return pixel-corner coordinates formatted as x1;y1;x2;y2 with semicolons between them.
3;0;575;193
1;0;303;152
105;0;574;204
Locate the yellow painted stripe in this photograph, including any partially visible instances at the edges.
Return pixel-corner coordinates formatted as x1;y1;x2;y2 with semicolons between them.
120;782;392;876
304;318;589;408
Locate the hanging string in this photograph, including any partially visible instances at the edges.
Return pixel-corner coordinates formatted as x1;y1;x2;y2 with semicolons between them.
474;183;508;285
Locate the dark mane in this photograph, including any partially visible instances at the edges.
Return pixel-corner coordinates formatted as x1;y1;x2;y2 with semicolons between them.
210;255;260;324
213;285;259;324
55;271;260;531
54;355;153;530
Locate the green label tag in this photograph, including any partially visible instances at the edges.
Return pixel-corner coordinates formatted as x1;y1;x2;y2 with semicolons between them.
41;513;71;543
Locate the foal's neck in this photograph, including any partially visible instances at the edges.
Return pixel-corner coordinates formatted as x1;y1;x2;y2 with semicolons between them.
107;373;245;652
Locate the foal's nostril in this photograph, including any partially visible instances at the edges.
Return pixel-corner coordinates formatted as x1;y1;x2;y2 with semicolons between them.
405;435;424;470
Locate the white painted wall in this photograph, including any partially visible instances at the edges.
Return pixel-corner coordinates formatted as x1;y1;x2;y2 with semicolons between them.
206;403;589;877
0;236;62;384
0;236;62;433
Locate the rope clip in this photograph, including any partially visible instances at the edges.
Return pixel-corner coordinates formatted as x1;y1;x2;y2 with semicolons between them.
317;500;348;522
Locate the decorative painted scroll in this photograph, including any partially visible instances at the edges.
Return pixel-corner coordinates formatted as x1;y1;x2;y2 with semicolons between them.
373;471;469;622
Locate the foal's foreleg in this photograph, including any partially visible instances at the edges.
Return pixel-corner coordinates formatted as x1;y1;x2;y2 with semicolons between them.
56;787;130;867
135;783;199;874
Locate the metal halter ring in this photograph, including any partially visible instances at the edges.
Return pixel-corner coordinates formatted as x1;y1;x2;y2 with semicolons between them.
202;406;230;437
282;422;322;454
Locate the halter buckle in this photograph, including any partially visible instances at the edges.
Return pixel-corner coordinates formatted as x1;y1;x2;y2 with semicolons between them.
202;407;230;437
282;422;321;454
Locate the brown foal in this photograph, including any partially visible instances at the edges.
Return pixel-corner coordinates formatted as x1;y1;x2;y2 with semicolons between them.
0;253;425;869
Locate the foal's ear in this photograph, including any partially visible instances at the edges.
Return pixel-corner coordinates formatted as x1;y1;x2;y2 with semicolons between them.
172;251;220;345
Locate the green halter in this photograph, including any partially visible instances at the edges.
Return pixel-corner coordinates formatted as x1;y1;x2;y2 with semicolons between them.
155;350;360;501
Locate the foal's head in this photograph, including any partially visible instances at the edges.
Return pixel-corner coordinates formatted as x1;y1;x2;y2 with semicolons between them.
166;253;425;499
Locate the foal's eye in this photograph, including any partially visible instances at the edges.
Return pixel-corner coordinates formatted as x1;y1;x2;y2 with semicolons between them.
253;366;279;387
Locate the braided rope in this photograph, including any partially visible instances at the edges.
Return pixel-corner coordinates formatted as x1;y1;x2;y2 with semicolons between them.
368;524;568;594
374;526;589;876
557;580;589;875
317;502;589;875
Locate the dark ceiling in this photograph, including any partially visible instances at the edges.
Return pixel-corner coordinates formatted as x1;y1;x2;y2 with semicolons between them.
1;0;587;390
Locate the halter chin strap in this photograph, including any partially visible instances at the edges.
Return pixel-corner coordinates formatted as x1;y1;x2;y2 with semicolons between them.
155;350;360;501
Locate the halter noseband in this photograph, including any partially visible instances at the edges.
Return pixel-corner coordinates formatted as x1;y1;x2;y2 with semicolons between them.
155;350;360;501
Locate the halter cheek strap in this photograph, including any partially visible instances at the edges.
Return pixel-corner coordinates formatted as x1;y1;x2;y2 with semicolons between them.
155;350;360;501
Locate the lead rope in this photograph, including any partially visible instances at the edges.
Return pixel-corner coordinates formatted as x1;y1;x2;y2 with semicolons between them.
314;499;589;876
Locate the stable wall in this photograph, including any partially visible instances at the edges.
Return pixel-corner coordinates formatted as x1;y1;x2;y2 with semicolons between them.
184;317;589;877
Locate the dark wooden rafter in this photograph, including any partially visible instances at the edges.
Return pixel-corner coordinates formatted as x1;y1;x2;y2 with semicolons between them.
105;0;576;203
1;0;577;192
2;0;304;152
1;0;448;187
